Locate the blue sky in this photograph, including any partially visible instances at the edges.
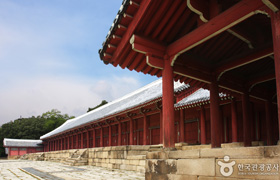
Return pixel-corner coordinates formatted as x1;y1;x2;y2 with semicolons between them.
0;0;157;125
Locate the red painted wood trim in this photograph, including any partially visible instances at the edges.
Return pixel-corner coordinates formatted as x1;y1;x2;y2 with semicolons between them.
242;93;252;147
265;101;272;145
271;11;280;140
210;81;221;148
68;137;70;150
109;125;112;146
81;133;84;149
146;56;164;69
159;110;163;144
143;114;147;145
173;66;211;83
118;122;122;146
86;131;89;148
231;99;238;142
129;118;134;145
200;107;206;144
263;0;280;12
179;109;185;143
100;128;103;147
112;0;153;65
216;47;274;80
167;0;264;65
92;129;96;148
162;58;175;148
248;73;275;92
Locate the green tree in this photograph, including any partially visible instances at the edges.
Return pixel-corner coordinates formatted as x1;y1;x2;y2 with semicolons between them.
87;100;108;113
0;109;74;157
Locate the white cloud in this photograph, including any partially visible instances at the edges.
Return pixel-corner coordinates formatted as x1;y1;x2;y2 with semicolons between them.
0;0;157;126
0;75;142;125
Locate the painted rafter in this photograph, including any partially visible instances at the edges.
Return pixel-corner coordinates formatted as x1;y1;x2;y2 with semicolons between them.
111;0;153;65
167;0;265;66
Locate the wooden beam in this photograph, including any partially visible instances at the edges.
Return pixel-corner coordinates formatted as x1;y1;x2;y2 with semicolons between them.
167;0;265;66
216;46;274;80
262;0;280;12
187;0;209;23
248;73;275;92
270;11;280;139
146;55;164;69
173;66;211;83
189;0;255;49
130;34;166;57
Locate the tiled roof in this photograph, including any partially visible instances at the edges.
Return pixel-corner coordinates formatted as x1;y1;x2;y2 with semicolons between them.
3;138;42;147
40;79;188;139
175;88;228;109
99;0;130;59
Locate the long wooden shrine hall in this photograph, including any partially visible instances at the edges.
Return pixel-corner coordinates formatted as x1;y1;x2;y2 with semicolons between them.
41;79;279;152
98;0;280;149
40;0;280;150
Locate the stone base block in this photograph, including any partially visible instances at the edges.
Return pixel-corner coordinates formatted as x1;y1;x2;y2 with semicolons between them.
252;141;264;146
221;142;244;148
182;144;211;150
177;158;215;176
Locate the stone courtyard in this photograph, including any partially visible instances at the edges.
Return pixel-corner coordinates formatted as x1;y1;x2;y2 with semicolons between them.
0;160;144;180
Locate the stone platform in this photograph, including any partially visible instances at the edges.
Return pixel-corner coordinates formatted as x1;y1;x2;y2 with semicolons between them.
19;144;280;180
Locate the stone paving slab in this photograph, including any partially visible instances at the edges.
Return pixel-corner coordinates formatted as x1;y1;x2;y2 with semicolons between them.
0;160;144;180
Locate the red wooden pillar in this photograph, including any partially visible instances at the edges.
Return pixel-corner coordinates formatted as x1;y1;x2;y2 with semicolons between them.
162;58;175;148
265;101;272;145
60;138;62;150
242;93;251;147
231;98;238;142
143;114;148;145
118;122;122;146
129;118;134;145
159;109;163;144
179;109;185;142
220;107;225;143
210;81;221;148
67;137;70;150
81;132;84;149
93;129;96;147
100;128;103;147
109;125;112;146
76;133;79;149
87;131;90;148
71;135;73;149
271;11;280;142
200;106;206;144
160;110;163;144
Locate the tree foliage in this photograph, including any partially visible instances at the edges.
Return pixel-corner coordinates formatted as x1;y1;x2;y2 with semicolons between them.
87;100;108;113
0;109;74;157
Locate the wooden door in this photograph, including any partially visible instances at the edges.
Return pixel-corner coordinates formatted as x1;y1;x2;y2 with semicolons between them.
184;119;199;144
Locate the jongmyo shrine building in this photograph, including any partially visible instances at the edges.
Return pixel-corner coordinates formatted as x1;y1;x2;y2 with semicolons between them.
4;0;280;179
